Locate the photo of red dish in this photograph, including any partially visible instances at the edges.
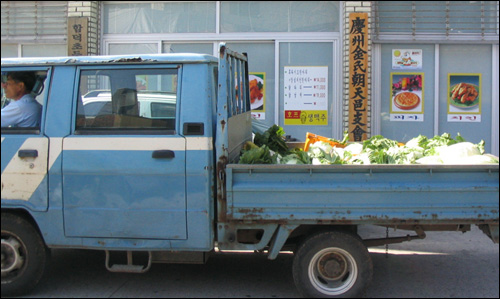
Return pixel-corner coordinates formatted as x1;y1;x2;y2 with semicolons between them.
394;92;420;110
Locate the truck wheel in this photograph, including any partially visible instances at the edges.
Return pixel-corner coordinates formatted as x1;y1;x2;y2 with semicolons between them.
1;213;48;296
292;231;373;298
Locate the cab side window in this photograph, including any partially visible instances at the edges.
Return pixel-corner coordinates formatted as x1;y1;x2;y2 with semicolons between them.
1;70;48;133
76;68;178;133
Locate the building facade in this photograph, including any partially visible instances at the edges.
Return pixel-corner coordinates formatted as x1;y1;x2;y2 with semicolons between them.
2;1;498;155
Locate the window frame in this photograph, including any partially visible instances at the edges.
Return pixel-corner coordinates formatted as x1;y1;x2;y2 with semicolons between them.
1;66;51;134
73;64;181;135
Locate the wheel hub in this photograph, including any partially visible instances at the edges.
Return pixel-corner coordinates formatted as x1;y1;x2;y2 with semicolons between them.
1;237;24;276
317;252;348;281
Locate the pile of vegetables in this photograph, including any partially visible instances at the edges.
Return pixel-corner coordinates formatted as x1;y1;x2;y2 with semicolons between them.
239;126;498;165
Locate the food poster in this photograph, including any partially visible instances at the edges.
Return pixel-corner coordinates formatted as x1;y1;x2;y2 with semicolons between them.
447;74;481;122
249;73;266;120
392;49;423;70
284;66;328;125
390;73;424;122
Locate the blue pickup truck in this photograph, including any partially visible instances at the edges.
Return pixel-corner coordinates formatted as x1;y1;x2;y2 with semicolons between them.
1;44;498;298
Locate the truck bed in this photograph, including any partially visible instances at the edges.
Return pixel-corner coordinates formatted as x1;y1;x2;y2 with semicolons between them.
226;164;499;226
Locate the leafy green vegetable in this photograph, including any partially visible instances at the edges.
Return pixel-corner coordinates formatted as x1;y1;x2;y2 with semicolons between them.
239;126;496;165
254;125;289;156
330;131;349;146
239;144;273;164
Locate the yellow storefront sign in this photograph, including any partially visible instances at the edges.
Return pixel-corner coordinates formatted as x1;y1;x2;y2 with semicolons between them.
284;110;328;125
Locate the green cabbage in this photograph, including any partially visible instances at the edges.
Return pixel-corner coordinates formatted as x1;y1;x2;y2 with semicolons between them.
239;127;497;165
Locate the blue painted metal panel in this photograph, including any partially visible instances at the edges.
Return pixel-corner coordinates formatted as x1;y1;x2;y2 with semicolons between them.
62;138;187;239
227;165;499;225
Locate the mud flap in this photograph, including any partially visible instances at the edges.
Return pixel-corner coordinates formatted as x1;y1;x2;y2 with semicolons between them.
478;224;499;243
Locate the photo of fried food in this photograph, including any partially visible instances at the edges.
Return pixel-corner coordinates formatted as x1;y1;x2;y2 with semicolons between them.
451;83;478;105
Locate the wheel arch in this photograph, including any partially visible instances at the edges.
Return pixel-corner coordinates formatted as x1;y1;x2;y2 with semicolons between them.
1;208;46;245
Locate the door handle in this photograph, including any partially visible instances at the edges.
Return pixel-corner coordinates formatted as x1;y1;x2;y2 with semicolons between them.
152;150;175;159
18;149;38;158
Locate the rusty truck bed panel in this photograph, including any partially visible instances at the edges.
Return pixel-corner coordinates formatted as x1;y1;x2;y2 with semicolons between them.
225;164;499;225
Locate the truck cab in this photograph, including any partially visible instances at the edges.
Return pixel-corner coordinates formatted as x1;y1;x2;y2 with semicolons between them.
1;52;224;295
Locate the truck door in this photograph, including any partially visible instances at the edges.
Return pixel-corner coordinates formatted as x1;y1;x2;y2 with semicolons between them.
62;66;187;240
1;68;51;211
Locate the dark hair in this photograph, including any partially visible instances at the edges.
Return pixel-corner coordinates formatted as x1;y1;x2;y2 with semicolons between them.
8;71;36;93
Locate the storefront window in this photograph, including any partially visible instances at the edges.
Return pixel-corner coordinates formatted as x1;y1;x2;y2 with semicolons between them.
438;44;493;150
101;2;342;142
104;2;216;34
1;44;18;58
379;44;435;141
374;1;498;39
109;43;158;55
226;42;276;128
162;43;213;55
22;44;66;57
220;1;339;33
279;42;335;141
375;1;498;154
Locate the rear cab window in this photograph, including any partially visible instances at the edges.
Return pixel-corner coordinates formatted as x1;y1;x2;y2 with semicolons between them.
75;67;178;135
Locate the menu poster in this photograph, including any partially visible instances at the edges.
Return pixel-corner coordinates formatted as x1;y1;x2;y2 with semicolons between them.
249;73;266;120
390;73;424;122
392;49;423;70
284;66;328;126
447;73;481;122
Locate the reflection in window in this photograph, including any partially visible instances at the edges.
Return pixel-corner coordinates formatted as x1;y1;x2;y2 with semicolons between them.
104;2;216;34
221;1;339;33
76;68;178;132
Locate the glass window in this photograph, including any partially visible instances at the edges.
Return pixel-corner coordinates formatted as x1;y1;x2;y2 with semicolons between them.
76;68;178;132
374;1;499;39
22;44;67;57
439;44;493;153
103;2;216;34
108;43;158;55
226;42;275;127
1;45;18;58
279;42;334;141
221;1;339;33
163;43;213;55
1;69;48;131
379;44;435;142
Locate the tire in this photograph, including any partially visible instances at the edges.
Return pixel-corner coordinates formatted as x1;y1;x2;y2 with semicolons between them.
1;213;49;296
292;230;373;298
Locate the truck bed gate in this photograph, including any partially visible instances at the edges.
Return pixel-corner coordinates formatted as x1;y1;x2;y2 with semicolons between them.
216;43;252;222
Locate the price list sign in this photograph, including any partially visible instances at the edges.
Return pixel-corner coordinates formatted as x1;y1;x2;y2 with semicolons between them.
284;66;328;126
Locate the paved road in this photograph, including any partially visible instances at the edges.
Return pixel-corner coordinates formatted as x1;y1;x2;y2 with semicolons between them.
20;225;499;298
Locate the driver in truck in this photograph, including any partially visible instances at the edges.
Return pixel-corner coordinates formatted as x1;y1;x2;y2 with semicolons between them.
1;71;42;128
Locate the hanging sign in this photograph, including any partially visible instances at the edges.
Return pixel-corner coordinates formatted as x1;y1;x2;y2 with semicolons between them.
284;66;328;125
68;17;88;56
348;13;369;141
